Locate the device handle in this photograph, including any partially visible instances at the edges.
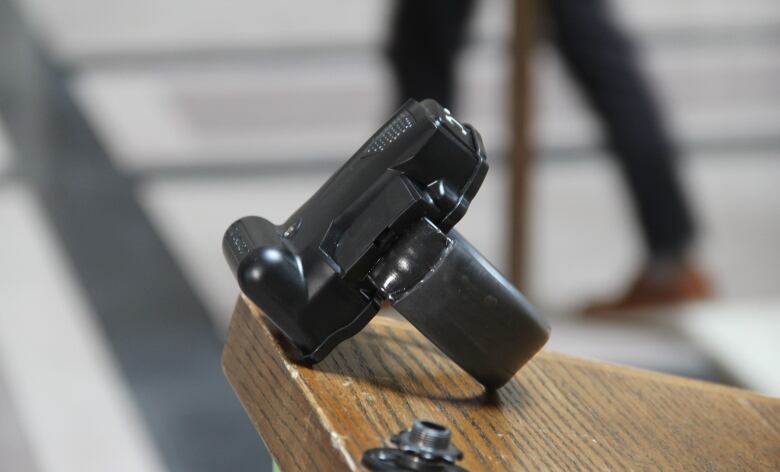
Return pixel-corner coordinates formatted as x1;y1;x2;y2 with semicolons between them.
370;221;550;389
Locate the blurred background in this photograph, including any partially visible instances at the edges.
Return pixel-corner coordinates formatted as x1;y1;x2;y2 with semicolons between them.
0;0;778;470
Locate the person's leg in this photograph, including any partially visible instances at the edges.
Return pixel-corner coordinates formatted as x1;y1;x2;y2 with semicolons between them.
387;0;476;110
547;0;710;312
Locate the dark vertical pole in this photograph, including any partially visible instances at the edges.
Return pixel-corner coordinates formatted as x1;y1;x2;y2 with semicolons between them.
509;0;539;288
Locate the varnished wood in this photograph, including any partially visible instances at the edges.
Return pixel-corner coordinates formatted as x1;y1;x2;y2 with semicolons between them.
223;296;780;471
509;0;541;288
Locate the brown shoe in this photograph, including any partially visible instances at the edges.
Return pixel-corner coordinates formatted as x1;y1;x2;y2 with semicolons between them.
583;260;713;317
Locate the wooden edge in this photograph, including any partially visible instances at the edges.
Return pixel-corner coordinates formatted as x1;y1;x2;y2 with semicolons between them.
349;309;778;405
224;295;780;470
222;295;358;471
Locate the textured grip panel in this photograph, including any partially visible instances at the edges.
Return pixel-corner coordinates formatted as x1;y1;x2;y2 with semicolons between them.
360;110;415;157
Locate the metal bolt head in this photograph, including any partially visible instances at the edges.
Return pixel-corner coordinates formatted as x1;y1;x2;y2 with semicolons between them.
363;420;468;471
407;421;453;454
393;420;463;463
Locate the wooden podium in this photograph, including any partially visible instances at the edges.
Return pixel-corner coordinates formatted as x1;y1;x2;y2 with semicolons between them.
222;296;780;471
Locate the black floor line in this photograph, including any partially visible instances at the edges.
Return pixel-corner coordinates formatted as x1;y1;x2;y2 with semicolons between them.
0;2;270;471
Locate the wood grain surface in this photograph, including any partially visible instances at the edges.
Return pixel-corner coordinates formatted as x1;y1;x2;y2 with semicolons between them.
223;296;780;471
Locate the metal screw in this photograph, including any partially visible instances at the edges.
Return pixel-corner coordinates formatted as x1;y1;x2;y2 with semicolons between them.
282;221;299;238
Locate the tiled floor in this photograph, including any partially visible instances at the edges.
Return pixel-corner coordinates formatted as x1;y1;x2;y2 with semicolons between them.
71;42;780;173
0;184;166;472
0;131;38;472
2;0;779;471
18;0;780;64
0;369;37;472
675;301;780;395
1;1;271;469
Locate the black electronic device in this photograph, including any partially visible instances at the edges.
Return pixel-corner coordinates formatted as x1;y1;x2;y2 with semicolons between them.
223;99;549;389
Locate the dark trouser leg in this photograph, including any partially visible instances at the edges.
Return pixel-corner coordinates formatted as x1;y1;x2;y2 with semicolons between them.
387;0;476;110
547;0;696;259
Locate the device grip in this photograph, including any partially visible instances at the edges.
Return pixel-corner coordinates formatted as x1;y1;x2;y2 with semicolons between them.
389;230;550;389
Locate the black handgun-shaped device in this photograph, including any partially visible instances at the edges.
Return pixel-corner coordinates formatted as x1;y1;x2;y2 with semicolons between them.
223;99;549;389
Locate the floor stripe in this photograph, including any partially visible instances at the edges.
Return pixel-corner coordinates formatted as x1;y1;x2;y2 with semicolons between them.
0;362;38;472
16;0;780;67
0;184;165;472
0;2;270;470
0;116;12;175
69;42;780;172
